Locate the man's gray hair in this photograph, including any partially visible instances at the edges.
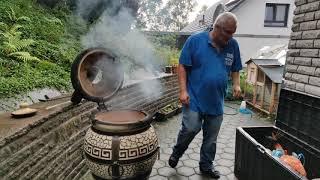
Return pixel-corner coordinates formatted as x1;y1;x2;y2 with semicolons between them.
214;12;238;27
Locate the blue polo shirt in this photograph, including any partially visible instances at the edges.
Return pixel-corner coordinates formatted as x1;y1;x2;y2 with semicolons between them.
179;31;242;116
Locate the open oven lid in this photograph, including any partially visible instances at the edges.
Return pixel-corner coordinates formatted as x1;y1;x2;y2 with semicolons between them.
275;88;320;150
71;48;124;103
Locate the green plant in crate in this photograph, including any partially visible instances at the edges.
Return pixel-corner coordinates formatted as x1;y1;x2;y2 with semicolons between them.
159;101;180;114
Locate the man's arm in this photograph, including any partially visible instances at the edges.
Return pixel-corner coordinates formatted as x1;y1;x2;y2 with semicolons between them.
178;64;189;105
231;39;242;98
231;71;241;98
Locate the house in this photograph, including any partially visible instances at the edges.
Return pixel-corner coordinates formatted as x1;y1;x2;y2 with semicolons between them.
179;0;295;64
245;58;284;114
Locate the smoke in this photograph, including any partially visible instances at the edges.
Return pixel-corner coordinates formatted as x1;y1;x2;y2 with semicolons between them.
76;0;164;100
89;55;124;97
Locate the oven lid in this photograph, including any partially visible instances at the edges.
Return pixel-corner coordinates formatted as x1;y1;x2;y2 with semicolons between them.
71;48;124;103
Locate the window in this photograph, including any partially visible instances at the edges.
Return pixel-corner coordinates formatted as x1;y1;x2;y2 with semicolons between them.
264;3;289;27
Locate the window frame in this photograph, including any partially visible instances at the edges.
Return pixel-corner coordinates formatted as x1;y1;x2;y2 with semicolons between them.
264;3;290;27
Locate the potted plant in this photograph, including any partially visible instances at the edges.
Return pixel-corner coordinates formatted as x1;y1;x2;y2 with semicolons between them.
155;101;181;121
165;65;172;73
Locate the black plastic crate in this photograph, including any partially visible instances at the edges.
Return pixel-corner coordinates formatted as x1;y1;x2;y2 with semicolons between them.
235;88;320;180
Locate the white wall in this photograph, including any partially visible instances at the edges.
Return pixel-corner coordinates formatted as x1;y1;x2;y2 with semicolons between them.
234;36;289;64
232;0;295;36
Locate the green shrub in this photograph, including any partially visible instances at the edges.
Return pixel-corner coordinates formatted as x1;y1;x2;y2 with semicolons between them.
240;71;254;96
0;0;82;98
0;8;40;63
154;46;180;66
0;61;71;98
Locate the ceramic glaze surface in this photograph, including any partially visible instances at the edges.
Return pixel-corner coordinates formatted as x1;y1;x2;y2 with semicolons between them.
84;125;159;179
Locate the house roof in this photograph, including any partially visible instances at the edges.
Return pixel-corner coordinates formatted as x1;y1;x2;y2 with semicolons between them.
246;59;284;83
180;0;245;34
245;44;288;65
225;0;245;11
246;59;283;66
259;66;284;84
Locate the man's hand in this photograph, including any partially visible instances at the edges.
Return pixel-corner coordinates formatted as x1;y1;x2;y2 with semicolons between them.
231;72;241;98
179;90;190;106
233;85;241;98
178;64;189;106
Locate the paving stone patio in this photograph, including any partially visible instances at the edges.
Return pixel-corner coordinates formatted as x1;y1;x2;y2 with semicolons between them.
81;102;273;180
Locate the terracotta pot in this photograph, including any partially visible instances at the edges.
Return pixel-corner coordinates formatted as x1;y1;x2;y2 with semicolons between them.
84;110;159;179
71;48;160;180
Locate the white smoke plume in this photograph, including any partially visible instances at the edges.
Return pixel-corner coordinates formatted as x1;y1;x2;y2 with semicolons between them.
76;0;164;100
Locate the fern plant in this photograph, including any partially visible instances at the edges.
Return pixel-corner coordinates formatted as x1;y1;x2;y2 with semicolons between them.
0;7;39;63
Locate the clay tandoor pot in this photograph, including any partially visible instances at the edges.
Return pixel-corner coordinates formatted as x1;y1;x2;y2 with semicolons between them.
71;48;159;180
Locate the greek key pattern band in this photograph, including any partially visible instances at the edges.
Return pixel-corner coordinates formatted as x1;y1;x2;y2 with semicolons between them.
84;126;158;160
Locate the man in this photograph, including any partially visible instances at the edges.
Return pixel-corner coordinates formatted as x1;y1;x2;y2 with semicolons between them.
168;12;242;179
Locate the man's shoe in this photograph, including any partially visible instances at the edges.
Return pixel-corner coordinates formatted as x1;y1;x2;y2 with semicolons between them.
168;155;179;168
200;167;220;179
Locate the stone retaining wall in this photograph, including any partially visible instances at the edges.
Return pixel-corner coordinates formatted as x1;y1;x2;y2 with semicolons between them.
285;0;320;96
0;75;178;180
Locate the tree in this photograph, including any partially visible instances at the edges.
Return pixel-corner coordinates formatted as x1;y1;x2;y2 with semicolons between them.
197;5;208;17
135;0;163;30
160;0;197;31
134;0;197;31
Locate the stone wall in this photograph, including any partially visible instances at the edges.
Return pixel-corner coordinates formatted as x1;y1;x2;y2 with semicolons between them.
0;75;178;180
0;88;67;113
284;0;320;97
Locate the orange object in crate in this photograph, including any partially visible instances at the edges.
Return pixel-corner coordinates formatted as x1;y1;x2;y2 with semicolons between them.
280;155;307;177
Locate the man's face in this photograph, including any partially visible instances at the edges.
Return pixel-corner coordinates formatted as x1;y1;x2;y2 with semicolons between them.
215;23;236;47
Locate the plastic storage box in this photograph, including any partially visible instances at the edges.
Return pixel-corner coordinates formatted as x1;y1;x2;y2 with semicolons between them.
235;88;320;180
